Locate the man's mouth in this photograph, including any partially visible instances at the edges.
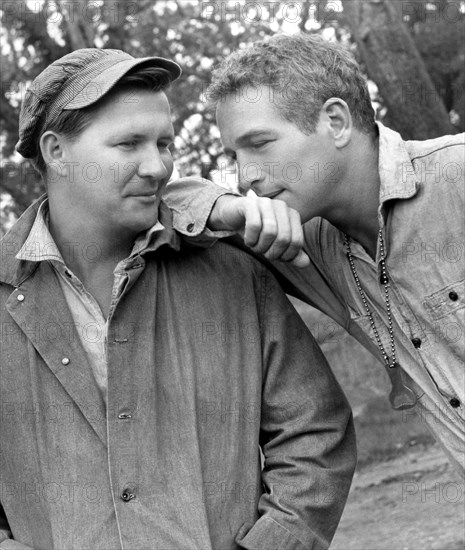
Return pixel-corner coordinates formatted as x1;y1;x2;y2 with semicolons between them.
261;190;283;199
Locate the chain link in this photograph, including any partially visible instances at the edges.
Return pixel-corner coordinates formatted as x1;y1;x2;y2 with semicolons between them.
344;229;398;369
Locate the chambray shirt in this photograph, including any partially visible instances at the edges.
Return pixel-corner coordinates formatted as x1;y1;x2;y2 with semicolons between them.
0;198;355;549
164;123;465;476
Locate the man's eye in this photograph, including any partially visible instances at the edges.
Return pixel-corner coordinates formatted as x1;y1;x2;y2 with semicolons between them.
251;141;270;149
118;141;137;148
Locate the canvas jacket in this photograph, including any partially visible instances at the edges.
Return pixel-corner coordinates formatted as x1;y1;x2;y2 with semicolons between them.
0;198;356;550
164;123;465;476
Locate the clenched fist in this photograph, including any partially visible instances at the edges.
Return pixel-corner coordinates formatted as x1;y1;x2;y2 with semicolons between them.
208;195;310;268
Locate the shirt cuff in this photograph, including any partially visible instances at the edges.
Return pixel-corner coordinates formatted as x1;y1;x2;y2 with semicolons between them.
164;177;237;237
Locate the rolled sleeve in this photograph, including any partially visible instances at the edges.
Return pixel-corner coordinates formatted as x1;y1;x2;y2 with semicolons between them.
163;176;237;240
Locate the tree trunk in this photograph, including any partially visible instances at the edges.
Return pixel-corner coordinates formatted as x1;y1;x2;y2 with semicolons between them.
342;0;456;139
59;0;95;49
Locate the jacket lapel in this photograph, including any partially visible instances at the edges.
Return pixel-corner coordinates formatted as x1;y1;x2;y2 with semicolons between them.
6;261;107;445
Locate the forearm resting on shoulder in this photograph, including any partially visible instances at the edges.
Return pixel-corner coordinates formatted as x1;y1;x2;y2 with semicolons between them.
164;177;310;266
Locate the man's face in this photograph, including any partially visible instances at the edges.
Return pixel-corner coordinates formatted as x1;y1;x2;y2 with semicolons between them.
216;85;340;222
55;88;174;238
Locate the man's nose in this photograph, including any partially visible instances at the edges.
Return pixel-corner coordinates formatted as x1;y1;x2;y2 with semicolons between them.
138;146;169;179
237;158;262;194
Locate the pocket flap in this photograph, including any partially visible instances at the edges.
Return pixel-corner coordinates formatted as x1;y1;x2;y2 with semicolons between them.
423;279;464;320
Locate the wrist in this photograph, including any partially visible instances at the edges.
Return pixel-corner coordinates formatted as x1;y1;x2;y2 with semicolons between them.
208;195;244;231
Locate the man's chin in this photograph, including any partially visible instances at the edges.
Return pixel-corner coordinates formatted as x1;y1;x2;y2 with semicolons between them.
119;213;160;236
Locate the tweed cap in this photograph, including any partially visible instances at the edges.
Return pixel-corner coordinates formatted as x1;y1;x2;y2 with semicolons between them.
16;48;182;159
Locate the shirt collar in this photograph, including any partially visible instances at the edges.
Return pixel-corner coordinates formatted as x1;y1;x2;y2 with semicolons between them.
376;122;419;204
16;198;62;263
130;201;179;258
16;197;180;264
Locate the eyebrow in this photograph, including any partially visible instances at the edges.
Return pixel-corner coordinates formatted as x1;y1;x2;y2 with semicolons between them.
110;132;145;139
110;131;175;141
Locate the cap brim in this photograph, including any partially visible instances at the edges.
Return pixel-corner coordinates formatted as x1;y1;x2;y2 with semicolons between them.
64;56;182;110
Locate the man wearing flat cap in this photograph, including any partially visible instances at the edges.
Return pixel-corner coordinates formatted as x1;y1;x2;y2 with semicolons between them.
0;49;355;550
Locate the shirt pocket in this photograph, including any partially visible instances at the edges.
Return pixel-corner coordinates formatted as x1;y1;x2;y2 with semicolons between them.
423;278;464;321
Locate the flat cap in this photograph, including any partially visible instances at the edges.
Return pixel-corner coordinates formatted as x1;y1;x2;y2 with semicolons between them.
16;48;182;158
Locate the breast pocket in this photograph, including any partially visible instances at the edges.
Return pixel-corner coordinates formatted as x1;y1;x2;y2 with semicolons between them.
423;278;464;321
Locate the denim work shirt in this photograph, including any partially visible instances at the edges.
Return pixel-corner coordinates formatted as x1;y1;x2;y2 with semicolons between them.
164;123;465;476
0;198;356;550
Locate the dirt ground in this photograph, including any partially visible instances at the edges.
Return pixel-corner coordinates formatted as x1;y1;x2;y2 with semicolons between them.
331;443;465;550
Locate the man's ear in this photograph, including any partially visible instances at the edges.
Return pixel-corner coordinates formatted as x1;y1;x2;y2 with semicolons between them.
322;98;352;149
40;131;66;167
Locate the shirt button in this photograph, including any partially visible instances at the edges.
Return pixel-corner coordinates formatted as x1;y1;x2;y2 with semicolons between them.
449;398;460;408
17;294;25;302
186;222;195;233
448;291;458;301
61;357;70;365
120;490;135;502
118;412;132;419
411;337;422;349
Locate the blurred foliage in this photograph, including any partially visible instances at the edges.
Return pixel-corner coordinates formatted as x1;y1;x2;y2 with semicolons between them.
1;0;464;228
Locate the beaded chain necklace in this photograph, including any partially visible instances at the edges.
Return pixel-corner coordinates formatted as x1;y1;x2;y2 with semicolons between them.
343;229;417;410
344;229;398;369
